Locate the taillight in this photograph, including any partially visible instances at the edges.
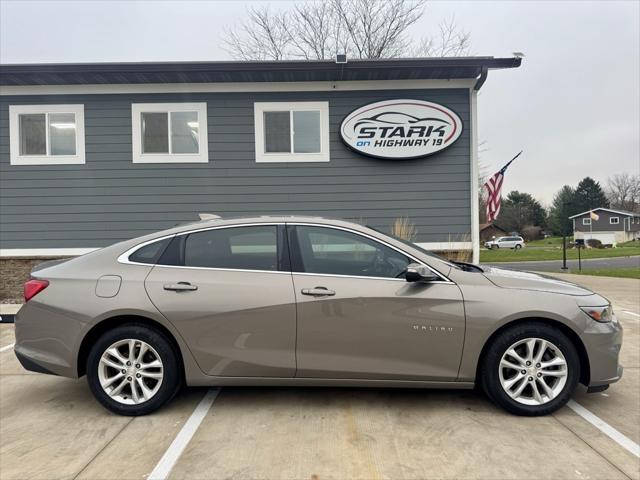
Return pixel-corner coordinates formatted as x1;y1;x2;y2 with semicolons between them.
24;279;49;302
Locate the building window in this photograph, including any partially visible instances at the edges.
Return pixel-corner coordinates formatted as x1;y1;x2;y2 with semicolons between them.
254;102;330;162
9;105;85;165
131;103;208;163
610;217;620;225
583;218;591;226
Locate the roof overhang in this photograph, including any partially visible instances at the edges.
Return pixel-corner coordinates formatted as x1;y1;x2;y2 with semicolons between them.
0;57;521;87
569;207;638;219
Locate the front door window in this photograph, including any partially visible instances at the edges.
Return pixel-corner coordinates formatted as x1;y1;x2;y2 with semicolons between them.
293;225;411;278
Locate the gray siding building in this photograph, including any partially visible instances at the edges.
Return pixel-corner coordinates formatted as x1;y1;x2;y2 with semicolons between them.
0;58;520;272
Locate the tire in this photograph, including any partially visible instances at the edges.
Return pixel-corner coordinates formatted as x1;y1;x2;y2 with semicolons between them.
86;323;182;416
480;322;580;416
515;244;522;250
492;245;499;250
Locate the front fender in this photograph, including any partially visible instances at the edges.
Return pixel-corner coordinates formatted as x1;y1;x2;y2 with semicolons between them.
456;283;587;382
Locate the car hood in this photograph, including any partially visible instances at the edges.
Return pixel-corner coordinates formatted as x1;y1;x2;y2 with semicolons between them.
481;266;594;296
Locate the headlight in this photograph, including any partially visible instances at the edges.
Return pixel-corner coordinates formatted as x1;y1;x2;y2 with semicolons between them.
580;305;613;323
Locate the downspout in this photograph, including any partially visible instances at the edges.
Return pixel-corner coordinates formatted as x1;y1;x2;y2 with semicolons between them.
474;66;489;91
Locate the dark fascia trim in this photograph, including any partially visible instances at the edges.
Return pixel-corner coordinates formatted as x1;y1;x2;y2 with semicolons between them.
0;57;522;85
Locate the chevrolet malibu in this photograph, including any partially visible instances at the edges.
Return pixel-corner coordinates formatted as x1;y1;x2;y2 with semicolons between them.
15;216;623;416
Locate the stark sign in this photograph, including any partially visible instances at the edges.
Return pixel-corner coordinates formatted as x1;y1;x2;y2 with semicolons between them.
340;99;463;159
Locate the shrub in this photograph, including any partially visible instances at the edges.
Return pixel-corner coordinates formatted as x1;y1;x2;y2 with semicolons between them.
586;238;603;249
522;225;543;241
391;216;417;242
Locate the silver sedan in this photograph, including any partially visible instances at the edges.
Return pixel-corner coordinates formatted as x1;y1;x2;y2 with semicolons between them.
15;216;623;416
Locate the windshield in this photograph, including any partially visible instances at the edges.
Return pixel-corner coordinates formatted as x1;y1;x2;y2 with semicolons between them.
365;226;460;270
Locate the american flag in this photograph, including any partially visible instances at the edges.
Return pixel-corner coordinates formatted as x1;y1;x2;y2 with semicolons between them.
484;151;522;223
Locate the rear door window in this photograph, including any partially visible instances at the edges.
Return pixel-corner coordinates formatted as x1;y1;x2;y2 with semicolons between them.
183;225;278;271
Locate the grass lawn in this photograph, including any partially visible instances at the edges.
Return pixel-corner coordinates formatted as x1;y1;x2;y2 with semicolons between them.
526;236;569;247
480;244;640;262
573;267;640;279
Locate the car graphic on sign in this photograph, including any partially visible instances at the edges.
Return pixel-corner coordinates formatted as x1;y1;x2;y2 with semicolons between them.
340;99;463;159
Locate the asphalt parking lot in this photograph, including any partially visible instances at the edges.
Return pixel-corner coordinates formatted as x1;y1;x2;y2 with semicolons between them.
1;274;638;480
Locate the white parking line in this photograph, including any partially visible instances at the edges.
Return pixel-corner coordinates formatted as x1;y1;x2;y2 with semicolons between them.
0;343;15;353
567;400;640;458
148;388;220;480
622;310;640;319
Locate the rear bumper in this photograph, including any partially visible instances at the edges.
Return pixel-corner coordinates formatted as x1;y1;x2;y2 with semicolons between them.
14;302;81;378
15;349;59;376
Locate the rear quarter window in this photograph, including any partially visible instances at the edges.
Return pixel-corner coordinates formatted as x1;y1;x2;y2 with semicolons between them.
128;237;171;264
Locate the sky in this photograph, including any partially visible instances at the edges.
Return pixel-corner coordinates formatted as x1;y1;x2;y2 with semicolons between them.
1;0;638;206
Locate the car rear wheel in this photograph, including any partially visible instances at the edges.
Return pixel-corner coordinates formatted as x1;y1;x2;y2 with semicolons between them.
86;324;182;416
480;322;579;416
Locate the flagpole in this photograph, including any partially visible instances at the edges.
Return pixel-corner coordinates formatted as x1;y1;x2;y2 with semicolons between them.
499;150;523;173
485;151;523;224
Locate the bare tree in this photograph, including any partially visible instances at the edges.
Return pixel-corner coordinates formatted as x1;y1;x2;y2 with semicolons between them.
606;173;640;212
223;0;471;61
411;16;471;57
224;7;291;60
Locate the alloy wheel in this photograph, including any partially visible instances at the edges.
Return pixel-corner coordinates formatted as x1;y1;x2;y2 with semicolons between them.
498;337;568;406
97;339;164;405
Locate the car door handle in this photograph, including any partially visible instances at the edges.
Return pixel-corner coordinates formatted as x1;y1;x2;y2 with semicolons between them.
301;287;335;297
163;282;198;292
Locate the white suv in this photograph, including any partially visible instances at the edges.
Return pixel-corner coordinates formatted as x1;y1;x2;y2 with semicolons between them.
485;236;525;250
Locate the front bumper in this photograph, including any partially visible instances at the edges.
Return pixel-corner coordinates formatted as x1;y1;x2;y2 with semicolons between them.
582;314;624;388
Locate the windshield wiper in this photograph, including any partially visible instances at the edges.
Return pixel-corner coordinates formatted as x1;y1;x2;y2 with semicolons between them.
452;261;484;273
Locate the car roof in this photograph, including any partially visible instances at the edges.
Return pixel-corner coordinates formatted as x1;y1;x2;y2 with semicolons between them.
172;215;365;231
112;215;373;249
86;214;456;278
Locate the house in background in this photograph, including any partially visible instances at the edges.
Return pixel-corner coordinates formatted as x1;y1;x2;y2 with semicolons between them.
479;223;507;243
570;208;640;246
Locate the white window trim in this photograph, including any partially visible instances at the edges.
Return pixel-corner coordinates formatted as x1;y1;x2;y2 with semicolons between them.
254;101;330;163
583;218;592;226
610;217;620;225
131;102;209;163
9;104;85;165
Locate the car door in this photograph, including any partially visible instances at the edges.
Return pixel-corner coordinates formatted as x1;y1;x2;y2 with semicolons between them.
289;224;465;381
144;224;297;377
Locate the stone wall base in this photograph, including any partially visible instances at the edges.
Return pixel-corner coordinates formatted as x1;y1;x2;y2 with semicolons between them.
0;257;71;303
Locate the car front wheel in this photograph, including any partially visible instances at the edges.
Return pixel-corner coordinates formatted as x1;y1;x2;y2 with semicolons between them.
515;244;522;249
86;323;182;416
480;322;579;416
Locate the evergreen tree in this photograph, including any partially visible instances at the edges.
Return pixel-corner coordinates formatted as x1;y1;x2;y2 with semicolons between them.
499;191;547;232
573;177;609;213
548;186;579;235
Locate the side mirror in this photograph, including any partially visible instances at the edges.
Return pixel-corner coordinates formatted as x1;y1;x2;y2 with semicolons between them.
405;263;440;283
